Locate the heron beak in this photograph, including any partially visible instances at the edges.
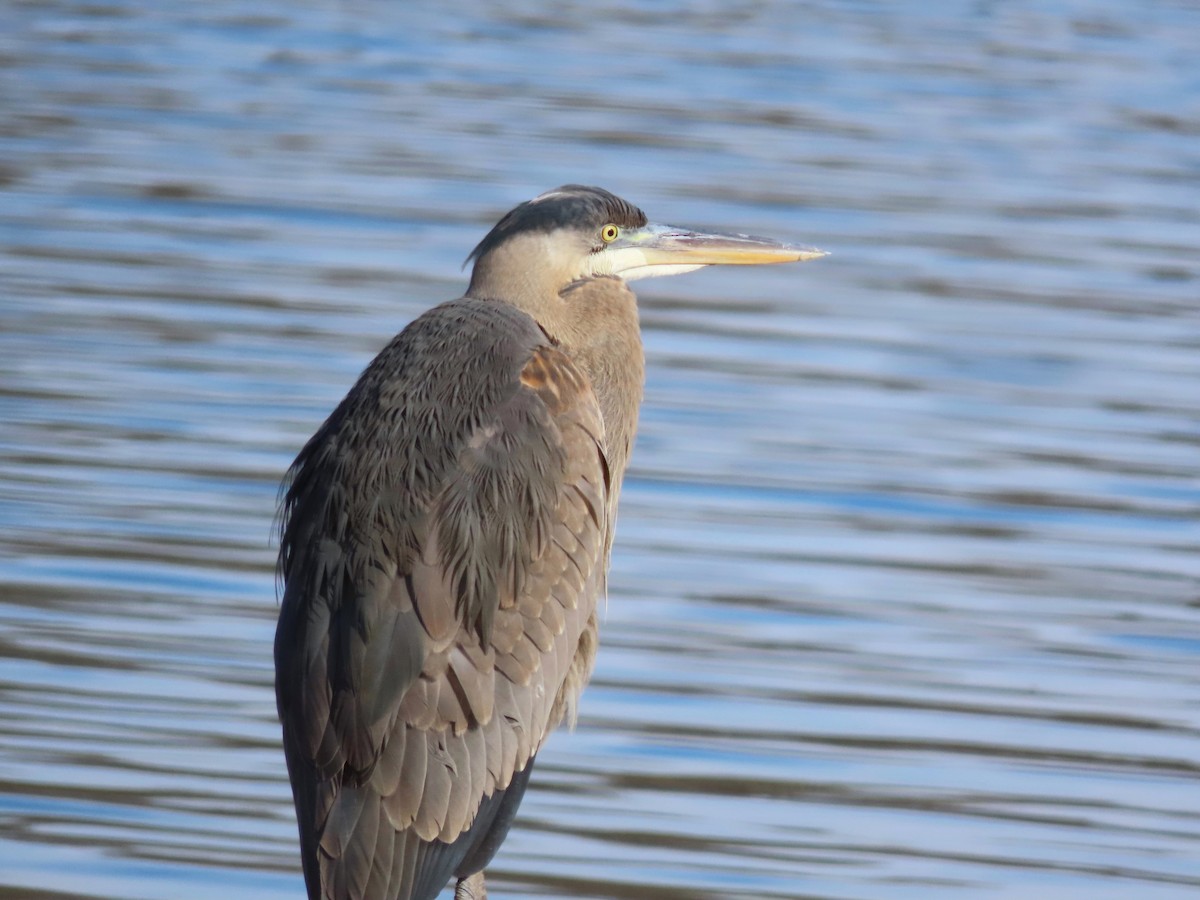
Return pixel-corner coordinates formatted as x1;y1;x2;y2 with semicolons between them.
606;223;827;281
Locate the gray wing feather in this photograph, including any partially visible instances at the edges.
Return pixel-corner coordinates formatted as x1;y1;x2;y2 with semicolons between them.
275;298;611;899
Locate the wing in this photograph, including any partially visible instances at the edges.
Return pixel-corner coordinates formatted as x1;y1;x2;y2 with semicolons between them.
274;299;611;900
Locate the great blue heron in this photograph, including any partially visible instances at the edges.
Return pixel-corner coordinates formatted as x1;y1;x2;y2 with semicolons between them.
275;185;825;899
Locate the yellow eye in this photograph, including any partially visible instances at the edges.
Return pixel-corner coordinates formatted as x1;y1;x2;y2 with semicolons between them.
600;224;620;243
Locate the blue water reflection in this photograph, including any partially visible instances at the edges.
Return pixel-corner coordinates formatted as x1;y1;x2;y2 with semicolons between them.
2;0;1198;897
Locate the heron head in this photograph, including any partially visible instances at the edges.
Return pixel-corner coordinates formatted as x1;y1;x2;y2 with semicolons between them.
466;185;826;300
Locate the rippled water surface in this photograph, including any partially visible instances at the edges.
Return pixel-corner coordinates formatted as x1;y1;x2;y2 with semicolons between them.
2;1;1199;898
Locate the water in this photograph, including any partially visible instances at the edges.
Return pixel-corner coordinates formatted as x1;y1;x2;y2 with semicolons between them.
2;1;1198;897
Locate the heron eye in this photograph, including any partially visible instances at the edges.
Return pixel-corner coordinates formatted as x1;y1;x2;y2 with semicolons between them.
601;224;620;243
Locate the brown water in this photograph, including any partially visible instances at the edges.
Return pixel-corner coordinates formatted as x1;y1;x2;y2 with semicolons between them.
2;1;1199;898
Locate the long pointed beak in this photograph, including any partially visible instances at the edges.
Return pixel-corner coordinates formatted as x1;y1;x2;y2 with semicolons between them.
606;223;827;281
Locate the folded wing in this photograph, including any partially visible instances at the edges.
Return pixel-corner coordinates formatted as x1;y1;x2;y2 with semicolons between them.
275;299;611;900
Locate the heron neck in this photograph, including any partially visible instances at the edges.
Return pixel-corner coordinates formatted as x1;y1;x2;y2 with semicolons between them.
549;278;645;511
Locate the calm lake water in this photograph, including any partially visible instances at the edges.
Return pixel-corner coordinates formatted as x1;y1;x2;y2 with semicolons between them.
2;1;1199;898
